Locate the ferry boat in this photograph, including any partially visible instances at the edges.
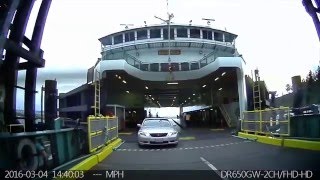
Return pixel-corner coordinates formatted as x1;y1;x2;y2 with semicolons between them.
59;20;248;129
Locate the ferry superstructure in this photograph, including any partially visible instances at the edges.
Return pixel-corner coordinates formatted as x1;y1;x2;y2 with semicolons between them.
59;23;247;128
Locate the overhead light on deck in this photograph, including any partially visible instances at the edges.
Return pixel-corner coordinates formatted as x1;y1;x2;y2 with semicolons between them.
188;97;191;99
115;74;118;77
167;82;178;85
222;72;226;76
215;77;219;81
118;76;121;79
149;95;151;97
202;84;207;88
185;100;187;102
145;86;149;89
126;91;130;93
193;93;195;96
174;97;176;99
173;99;175;102
218;88;222;91
152;98;154;100
122;80;127;83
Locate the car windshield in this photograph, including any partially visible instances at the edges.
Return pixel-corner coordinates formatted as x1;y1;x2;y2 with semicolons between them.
142;119;171;127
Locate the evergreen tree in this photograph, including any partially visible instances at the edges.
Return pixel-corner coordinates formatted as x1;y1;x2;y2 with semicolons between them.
285;84;292;93
315;65;320;82
306;70;312;104
306;70;315;85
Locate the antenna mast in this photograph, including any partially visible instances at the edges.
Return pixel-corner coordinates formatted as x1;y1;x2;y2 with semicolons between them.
120;24;134;29
202;18;215;26
154;0;174;63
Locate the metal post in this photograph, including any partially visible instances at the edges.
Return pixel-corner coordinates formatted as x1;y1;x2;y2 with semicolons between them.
168;17;171;63
116;116;118;138
41;85;43;123
3;0;35;126
303;0;320;41
122;107;125;130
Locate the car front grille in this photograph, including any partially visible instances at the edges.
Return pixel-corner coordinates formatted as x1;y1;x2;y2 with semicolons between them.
150;133;167;137
150;141;169;144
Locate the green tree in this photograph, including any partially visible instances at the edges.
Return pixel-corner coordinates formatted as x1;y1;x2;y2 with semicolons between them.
306;70;315;85
315;65;320;82
306;70;315;104
285;84;292;93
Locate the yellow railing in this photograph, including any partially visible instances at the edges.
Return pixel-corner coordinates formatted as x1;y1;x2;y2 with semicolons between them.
87;115;118;153
241;107;290;136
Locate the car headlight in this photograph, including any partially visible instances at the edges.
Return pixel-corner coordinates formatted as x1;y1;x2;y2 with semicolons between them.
169;131;178;136
139;131;148;136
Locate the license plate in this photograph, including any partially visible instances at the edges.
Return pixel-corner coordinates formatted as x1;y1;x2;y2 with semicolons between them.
155;138;163;142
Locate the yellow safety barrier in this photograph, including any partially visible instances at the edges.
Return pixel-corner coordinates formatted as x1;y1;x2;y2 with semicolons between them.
238;132;320;151
87;115;119;153
69;138;122;171
241;107;290;136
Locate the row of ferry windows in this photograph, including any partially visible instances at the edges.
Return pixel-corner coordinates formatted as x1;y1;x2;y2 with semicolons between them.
108;28;233;45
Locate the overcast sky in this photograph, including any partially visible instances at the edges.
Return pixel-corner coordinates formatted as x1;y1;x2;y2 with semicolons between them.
16;0;319;110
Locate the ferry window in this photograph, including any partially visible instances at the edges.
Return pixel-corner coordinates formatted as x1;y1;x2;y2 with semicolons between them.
202;30;212;40
104;37;112;45
177;28;188;37
161;63;170;72
170;63;179;71
181;62;189;71
134;61;140;69
137;30;148;40
140;64;149;71
200;58;207;67
190;62;199;70
163;29;174;40
224;33;234;42
125;32;135;42
214;32;223;41
190;29;200;38
150;63;159;71
114;34;123;44
150;29;161;38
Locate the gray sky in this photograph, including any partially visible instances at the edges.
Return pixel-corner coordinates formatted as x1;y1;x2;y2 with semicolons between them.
16;0;319;110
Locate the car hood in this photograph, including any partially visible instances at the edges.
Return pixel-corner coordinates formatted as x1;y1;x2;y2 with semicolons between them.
140;127;175;134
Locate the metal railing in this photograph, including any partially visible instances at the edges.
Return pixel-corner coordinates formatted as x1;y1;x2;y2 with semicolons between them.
122;49;218;72
87;115;118;153
102;39;235;52
241;107;290;136
219;105;232;127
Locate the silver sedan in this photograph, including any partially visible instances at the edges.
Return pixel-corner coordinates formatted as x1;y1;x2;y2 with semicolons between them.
137;118;179;146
